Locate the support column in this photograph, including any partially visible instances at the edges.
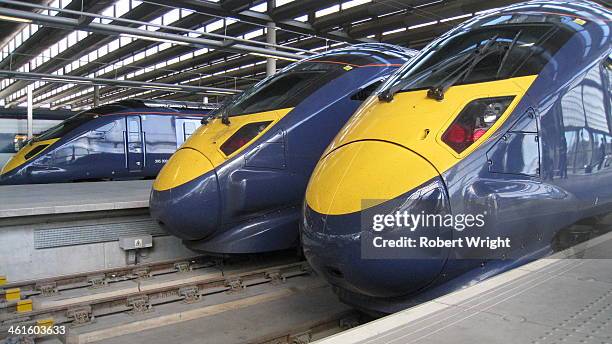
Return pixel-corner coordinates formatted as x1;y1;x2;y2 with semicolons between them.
266;0;277;76
266;21;277;76
93;85;100;107
26;84;33;140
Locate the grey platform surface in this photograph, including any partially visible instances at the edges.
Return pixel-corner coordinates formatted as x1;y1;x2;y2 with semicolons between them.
316;233;612;344
0;180;152;218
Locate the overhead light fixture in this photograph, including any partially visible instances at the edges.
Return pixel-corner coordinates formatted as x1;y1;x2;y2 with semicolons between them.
120;33;189;46
0;15;32;23
208;90;237;95
250;52;300;62
141;85;182;91
41;77;92;84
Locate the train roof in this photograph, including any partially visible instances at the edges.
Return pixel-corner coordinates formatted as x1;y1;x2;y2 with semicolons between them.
495;0;611;20
83;100;212;117
456;0;611;35
322;43;419;60
266;43;417;78
399;0;611;73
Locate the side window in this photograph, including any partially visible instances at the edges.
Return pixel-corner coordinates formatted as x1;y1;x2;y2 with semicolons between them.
127;117;142;143
128;118;140;133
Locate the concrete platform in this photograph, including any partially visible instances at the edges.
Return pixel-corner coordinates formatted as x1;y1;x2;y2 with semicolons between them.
316;232;612;344
0;179;196;282
0;180;152;218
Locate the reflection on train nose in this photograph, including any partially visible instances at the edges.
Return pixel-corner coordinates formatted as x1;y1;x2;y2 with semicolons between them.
306;140;442;216
302;190;451;299
153;148;215;191
150;149;221;241
303;140;451;298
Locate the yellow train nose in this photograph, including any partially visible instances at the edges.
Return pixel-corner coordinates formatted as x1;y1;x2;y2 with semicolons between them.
153;148;215;191
305;140;440;216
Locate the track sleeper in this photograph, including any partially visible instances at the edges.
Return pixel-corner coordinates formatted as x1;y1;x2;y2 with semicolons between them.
67;306;93;326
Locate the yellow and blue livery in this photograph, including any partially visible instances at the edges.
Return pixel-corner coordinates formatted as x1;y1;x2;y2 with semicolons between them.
302;0;612;314
149;44;417;254
0;100;208;184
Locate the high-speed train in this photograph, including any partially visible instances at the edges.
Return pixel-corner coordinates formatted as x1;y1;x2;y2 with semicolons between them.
302;0;612;314
0;100;208;185
150;44;417;254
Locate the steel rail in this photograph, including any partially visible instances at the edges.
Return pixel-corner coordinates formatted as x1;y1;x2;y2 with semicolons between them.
0;260;309;336
1;256;213;297
252;310;364;344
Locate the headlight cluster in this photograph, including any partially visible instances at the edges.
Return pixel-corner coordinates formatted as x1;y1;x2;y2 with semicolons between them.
442;96;514;153
220;121;272;156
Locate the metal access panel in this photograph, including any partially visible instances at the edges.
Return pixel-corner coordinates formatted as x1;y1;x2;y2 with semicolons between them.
119;235;153;250
33;219;166;249
487;109;541;177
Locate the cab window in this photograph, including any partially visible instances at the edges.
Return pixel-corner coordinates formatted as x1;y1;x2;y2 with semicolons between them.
34;112;98;142
383;14;575;94
222;55;365;117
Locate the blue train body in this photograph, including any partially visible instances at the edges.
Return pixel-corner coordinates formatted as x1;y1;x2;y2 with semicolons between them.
149;44;417;254
0;101;207;185
301;1;612;314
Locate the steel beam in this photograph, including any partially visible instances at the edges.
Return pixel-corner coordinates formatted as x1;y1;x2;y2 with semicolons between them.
0;70;241;95
0;7;306;60
43;35;326;108
144;0;373;44
0;2;171;99
0;0;310;54
0;0;110;71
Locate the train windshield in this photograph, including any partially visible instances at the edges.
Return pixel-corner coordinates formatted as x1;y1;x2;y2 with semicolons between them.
218;54;373;117
380;14;575;97
32;104;130;142
32;112;99;142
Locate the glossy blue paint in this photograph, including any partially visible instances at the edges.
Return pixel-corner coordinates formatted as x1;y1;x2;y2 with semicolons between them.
0;103;207;185
301;0;612;314
149;44;417;254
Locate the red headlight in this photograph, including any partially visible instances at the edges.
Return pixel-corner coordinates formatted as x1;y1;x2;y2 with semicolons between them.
220;121;272;156
442;96;514;153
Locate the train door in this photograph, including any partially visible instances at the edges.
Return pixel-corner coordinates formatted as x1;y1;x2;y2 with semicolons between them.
126;116;144;172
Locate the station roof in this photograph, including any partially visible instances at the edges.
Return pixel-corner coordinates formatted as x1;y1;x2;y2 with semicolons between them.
0;0;607;113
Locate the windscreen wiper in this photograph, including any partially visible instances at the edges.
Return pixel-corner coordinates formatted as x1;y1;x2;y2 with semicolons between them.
200;113;214;125
427;35;503;101
209;95;235;125
220;108;231;125
496;30;522;79
378;52;475;102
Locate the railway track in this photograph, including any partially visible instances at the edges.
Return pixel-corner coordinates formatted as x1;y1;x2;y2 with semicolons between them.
253;310;366;344
1;256;214;301
0;253;323;343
